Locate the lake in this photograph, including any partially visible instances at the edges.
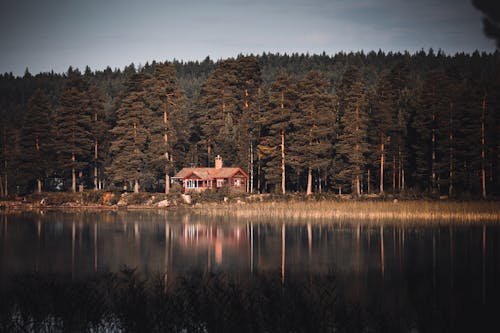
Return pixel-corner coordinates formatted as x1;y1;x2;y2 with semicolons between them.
1;209;499;332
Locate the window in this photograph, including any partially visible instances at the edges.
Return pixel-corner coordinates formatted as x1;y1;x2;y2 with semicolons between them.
217;179;224;187
186;179;199;188
233;179;241;187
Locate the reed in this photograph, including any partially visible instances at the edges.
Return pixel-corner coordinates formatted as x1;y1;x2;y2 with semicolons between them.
195;200;500;224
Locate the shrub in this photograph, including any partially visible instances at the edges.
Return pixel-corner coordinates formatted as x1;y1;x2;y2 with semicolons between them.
126;192;154;205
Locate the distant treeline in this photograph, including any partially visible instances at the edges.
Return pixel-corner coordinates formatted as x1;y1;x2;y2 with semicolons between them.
0;50;499;197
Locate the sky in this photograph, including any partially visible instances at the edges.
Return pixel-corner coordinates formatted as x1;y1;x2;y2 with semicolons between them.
0;0;496;76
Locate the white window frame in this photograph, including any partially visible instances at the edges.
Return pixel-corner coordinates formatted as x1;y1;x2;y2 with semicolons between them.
185;179;199;188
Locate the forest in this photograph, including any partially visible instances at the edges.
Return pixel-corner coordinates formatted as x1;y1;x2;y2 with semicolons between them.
0;50;499;198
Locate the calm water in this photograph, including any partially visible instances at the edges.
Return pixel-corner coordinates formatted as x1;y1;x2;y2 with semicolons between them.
1;210;500;332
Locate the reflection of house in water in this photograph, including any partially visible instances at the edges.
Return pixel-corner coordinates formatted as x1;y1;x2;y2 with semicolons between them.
181;223;248;265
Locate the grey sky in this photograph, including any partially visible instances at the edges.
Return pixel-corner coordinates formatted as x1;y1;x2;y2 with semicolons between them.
0;0;495;75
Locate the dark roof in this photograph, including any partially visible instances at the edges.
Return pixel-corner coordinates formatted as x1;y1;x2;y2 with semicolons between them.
173;167;248;180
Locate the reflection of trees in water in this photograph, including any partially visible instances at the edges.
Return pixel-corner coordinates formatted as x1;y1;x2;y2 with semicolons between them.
0;269;341;332
2;267;498;332
0;268;414;332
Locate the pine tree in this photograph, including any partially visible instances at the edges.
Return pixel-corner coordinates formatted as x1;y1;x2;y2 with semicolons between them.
196;60;240;167
18;89;55;193
372;62;412;194
413;70;449;194
290;70;335;195
373;70;395;194
195;56;262;171
145;62;187;193
0;121;18;197
391;62;412;193
107;74;155;192
88;85;108;190
334;66;369;195
54;76;94;192
258;73;297;193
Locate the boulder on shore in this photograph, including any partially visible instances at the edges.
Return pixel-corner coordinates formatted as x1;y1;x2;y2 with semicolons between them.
181;194;191;204
157;199;170;208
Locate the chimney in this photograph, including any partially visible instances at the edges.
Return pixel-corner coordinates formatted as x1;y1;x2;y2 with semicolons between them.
215;155;223;169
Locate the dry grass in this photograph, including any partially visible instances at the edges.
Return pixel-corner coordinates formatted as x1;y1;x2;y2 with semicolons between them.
195;200;500;225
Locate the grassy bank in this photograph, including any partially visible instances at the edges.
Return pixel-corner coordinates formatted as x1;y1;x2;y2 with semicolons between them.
1;191;499;223
196;200;500;224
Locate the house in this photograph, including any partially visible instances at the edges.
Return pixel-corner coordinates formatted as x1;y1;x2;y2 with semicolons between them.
172;156;249;193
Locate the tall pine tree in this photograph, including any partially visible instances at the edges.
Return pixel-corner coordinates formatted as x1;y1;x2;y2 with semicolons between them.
290;70;335;195
335;66;369;195
18;89;55;193
54;75;94;192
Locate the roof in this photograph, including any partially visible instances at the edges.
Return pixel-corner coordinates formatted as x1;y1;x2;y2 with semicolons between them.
173;167;248;180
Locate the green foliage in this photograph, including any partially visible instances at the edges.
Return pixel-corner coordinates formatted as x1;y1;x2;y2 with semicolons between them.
334;66;370;195
1;52;500;197
16;89;55;192
107;63;188;193
190;188;230;203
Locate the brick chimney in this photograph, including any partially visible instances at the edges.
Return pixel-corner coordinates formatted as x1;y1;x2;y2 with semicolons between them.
215;155;223;169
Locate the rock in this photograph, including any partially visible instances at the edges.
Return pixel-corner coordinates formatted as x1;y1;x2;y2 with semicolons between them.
181;194;191;204
117;198;127;207
157;199;170;208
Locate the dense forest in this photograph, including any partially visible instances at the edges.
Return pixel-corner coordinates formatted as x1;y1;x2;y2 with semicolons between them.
0;50;499;198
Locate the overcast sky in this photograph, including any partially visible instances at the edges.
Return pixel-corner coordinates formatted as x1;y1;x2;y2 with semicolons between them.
0;0;495;76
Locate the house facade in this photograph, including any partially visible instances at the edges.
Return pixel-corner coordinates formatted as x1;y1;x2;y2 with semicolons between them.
172;156;249;193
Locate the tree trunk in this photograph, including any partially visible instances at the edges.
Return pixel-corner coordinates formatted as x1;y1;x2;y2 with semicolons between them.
367;168;371;194
78;171;83;192
257;151;261;194
165;173;170;194
431;112;436;193
281;128;286;194
164;108;171;195
318;168;322;194
207;144;211;167
398;147;402;191
250;141;254;193
94;140;98;190
2;168;7;196
71;153;76;193
481;94;486;199
392;156;396;192
355;176;361;196
3;171;7;196
380;142;384;194
306;167;312;195
449;102;454;198
37;179;42;193
402;168;405;192
134;178;139;193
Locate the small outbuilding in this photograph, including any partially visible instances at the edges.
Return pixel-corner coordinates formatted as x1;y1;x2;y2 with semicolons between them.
172;156;249;193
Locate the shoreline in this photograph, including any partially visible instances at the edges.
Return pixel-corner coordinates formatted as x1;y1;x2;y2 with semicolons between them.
1;196;499;223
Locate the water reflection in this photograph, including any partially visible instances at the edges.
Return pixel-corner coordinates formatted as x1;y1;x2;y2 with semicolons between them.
1;210;500;331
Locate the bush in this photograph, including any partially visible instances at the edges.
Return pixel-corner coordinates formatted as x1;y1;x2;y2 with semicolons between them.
190;188;230;204
125;192;151;205
81;190;107;204
26;192;81;205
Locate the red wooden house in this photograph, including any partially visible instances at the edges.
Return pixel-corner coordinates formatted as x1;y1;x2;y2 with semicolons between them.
172;156;249;193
